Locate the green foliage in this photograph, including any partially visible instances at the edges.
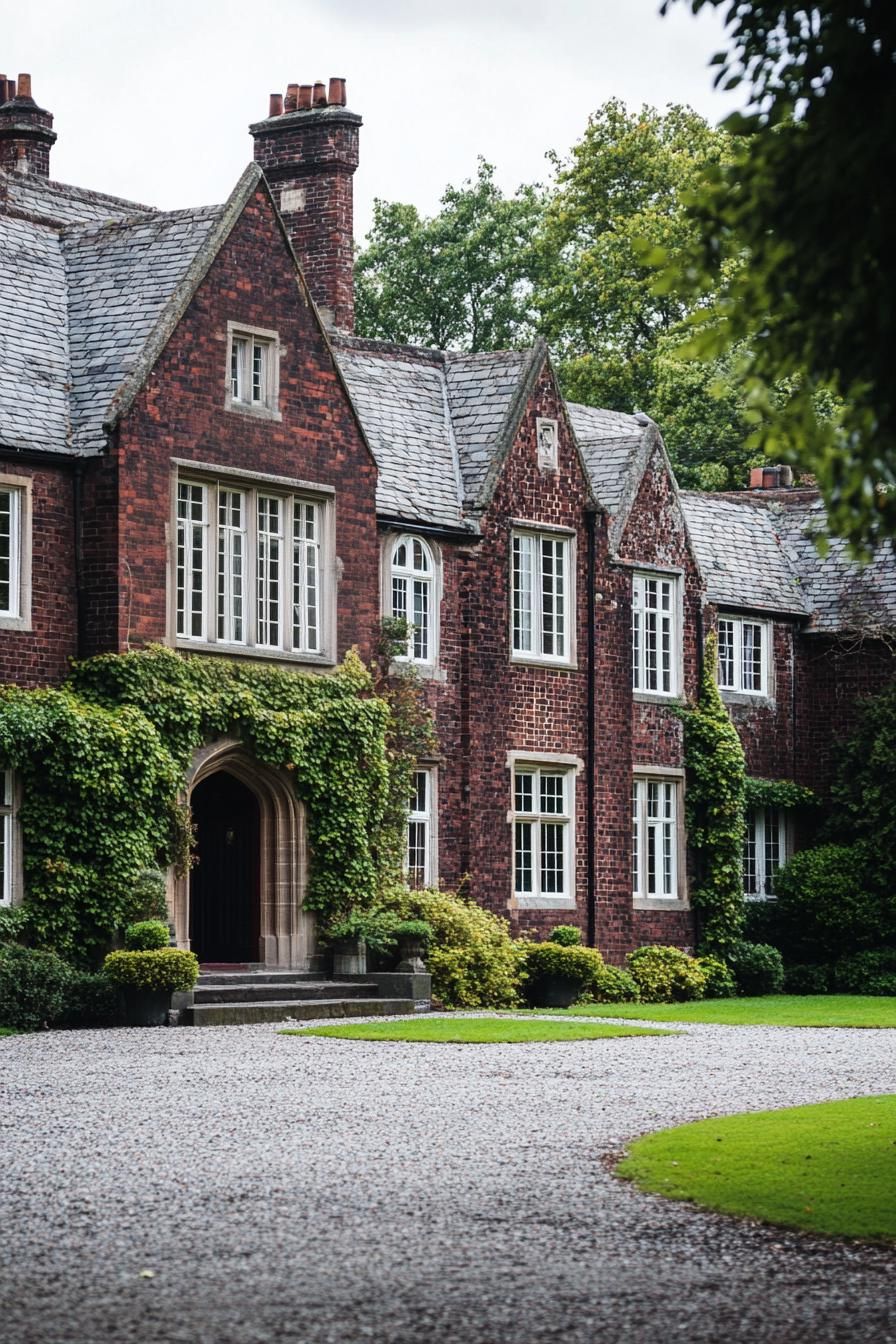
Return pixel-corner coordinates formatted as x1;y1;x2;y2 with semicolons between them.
589;964;640;1005
389;887;521;1010
680;633;747;954
744;777;816;811
0;646;401;961
325;908;400;957
392;919;433;944
626;945;708;1004
61;969;119;1027
727;940;785;997
784;963;833;996
130;869;169;921
0;904;29;944
355;159;543;352
103;948;199;993
548;924;583;947
124;920;169;951
829;681;896;896
658;1;896;549
771;843;892;959
696;954;737;999
521;942;606;1006
0;944;73;1030
832;949;896;998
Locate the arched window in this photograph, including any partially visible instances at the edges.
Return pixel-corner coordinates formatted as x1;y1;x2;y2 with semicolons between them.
390;535;435;663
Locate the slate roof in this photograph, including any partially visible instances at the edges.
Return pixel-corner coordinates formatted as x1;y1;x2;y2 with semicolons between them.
568;403;647;516
445;350;531;504
335;347;466;529
680;492;809;617
0;213;70;452
63;206;224;452
0;171;233;455
772;497;896;634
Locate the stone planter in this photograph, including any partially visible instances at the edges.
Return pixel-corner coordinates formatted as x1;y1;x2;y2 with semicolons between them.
530;975;583;1009
332;936;367;977
119;988;173;1028
395;933;427;975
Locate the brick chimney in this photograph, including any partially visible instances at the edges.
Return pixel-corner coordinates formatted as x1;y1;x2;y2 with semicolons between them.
0;74;56;178
250;77;361;332
749;465;794;490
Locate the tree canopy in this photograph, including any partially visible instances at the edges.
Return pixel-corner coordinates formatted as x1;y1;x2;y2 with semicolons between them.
355;159;542;352
657;0;896;547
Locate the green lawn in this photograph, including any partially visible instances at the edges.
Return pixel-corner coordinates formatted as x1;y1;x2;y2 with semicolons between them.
0;1027;16;1037
524;995;896;1029
617;1095;896;1243
280;1016;674;1044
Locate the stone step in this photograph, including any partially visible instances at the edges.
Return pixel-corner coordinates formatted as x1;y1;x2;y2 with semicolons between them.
182;997;414;1028
193;980;378;1005
197;971;325;986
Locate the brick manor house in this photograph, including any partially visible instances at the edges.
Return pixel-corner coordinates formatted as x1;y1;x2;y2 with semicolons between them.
1;73;894;966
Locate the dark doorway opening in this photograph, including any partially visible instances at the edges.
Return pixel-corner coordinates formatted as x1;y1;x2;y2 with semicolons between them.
189;771;260;964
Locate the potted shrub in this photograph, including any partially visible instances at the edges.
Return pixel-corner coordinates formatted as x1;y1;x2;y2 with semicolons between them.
393;919;432;973
103;947;199;1027
325;910;400;976
522;942;604;1009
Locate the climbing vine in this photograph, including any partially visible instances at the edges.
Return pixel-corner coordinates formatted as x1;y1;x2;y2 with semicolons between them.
744;777;816;811
679;631;747;955
0;645;407;965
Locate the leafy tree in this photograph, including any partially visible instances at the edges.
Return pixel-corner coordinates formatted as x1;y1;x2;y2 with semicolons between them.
658;0;896;547
355;159;543;351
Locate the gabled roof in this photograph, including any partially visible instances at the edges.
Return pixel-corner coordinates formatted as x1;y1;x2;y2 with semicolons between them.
568;402;649;518
0;164;266;456
0;167;156;227
445;350;533;505
335;346;466;530
680;492;809;617
773;496;896;634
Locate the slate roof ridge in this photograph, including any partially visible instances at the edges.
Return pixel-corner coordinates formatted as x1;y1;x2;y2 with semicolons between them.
1;168;158;225
331;333;446;367
468;340;547;512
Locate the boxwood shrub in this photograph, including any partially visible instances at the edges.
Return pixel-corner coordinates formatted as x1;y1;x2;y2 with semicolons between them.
522;942;605;1006
783;962;833;995
393;888;521;1009
696;954;737;999
832;948;896;996
548;925;583;947
103;948;199;993
124;920;170;951
626;945;707;1003
590;964;640;1004
0;944;73;1030
727;940;785;996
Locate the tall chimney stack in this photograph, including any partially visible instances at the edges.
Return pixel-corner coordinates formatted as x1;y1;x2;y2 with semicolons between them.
0;73;56;178
250;76;361;332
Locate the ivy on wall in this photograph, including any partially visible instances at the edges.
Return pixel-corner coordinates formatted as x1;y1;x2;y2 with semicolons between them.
0;646;401;965
744;777;816;811
679;631;747;955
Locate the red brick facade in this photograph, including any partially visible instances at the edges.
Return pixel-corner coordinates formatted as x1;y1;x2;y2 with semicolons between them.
2;77;894;967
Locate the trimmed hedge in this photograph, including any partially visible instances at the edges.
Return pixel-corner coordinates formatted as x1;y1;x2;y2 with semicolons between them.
103;948;199;993
590;964;640;1004
522;942;605;1005
627;945;707;1003
832;949;896;997
124;920;170;951
394;888;521;1009
696;955;737;999
0;944;73;1030
728;940;784;996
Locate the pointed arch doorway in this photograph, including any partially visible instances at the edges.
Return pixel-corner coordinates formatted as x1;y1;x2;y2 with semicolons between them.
173;739;313;969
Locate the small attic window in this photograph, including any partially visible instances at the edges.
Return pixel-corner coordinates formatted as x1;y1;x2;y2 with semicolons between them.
536;418;558;472
225;323;281;421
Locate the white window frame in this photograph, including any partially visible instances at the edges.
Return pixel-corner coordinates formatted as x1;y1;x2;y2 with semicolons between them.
508;753;580;910
388;534;439;667
632;771;685;906
510;526;574;666
0;476;31;632
224;322;282;421
0;770;17;908
632;571;681;698
717;614;772;697
743;806;789;900
172;467;334;663
406;767;438;889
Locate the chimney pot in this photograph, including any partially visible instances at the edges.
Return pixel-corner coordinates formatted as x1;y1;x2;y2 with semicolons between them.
297;84;312;110
749;467;765;490
328;77;346;106
269;92;284;117
284;83;298;113
7;78;16;100
312;80;326;107
16;73;31;100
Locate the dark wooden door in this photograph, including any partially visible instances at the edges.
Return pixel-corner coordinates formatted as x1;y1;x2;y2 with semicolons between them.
189;772;260;964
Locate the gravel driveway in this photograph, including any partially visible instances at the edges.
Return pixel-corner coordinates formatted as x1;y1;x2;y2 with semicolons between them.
0;1016;894;1344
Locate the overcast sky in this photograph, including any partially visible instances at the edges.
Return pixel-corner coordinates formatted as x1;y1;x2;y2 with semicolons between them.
5;0;741;240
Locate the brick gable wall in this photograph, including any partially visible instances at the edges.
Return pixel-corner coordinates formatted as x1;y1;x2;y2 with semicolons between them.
83;186;379;662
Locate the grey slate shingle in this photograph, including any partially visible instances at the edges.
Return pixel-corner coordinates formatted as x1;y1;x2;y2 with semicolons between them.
680;492;810;617
445;351;530;503
567;403;646;515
